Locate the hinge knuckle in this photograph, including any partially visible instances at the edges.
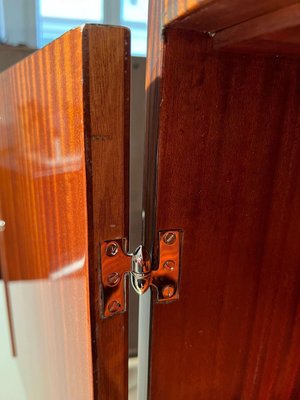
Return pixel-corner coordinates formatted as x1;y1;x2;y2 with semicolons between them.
100;230;182;318
131;244;151;295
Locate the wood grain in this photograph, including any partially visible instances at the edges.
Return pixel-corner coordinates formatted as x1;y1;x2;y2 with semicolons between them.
148;26;300;400
0;25;129;400
214;4;300;53
144;1;300;253
143;0;165;250
163;0;299;32
83;25;130;400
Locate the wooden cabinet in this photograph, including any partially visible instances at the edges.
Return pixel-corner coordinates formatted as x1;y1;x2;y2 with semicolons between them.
145;2;300;399
1;2;300;399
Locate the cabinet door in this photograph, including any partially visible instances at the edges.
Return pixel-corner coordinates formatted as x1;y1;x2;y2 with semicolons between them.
0;25;130;400
144;1;300;399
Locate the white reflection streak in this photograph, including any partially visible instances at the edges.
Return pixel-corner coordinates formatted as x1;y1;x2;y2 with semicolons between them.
29;137;82;177
0;137;82;176
50;256;85;280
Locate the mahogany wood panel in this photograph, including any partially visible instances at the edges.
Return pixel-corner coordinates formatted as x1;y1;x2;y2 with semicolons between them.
214;4;300;49
213;4;300;57
144;1;300;254
147;26;300;400
0;25;129;400
163;0;299;32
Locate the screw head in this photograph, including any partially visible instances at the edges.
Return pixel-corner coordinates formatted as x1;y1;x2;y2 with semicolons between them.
163;231;176;245
0;220;5;232
108;300;121;314
106;242;119;257
162;284;175;299
163;260;175;271
107;272;121;287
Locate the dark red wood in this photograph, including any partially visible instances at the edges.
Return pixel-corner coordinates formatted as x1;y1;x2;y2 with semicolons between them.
148;26;300;399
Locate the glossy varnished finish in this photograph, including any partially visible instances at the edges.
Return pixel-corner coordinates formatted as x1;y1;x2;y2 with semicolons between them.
162;0;300;58
0;25;129;399
164;0;299;31
143;0;164;251
0;27;93;399
83;26;130;400
144;0;300;252
214;4;300;57
147;26;300;399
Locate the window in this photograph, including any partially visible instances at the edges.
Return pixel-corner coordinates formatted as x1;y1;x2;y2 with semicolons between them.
120;0;148;56
0;0;5;41
38;0;148;56
38;0;103;48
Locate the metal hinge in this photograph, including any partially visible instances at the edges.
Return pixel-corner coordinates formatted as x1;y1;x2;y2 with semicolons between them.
100;230;182;318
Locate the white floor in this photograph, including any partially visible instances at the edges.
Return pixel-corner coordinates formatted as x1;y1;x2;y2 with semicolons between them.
0;281;137;400
0;281;27;400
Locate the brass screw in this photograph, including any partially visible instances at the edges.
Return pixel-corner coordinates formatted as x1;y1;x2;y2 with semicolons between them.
108;300;121;313
107;272;121;287
106;242;119;257
163;260;175;271
162;284;175;299
163;231;176;245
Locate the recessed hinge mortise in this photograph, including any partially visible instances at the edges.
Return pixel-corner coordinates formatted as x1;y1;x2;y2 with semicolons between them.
100;230;182;318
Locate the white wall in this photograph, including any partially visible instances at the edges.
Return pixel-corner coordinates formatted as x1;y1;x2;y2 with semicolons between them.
1;0;37;47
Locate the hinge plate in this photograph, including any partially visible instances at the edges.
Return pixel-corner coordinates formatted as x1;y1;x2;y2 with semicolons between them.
100;230;182;318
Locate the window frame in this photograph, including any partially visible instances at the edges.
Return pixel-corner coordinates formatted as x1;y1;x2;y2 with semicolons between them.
1;0;148;56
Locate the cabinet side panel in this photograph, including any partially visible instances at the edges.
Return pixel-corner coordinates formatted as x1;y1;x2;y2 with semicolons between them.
150;28;300;400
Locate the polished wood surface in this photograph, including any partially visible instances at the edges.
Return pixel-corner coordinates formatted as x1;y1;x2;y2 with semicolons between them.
215;4;300;48
163;0;300;57
144;0;300;250
0;27;94;400
0;25;129;399
214;5;300;57
145;3;300;399
164;0;298;31
83;25;130;400
143;0;164;251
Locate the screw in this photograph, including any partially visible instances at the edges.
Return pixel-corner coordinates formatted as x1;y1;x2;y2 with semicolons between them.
163;231;176;245
106;242;119;257
162;284;175;299
0;220;5;232
108;300;121;313
163;260;175;271
107;272;121;287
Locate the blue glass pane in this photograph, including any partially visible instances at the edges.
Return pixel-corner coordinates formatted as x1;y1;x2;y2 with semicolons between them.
121;0;148;56
38;0;103;47
39;17;100;47
38;0;148;56
40;0;103;20
121;0;148;23
128;24;147;56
